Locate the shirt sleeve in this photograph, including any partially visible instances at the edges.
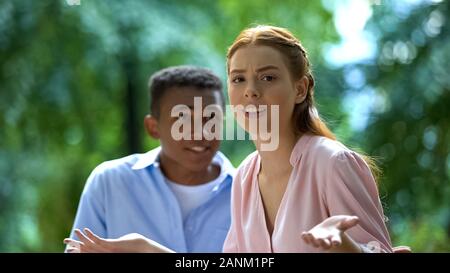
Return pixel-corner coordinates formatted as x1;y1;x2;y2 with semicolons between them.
324;150;393;253
69;166;107;241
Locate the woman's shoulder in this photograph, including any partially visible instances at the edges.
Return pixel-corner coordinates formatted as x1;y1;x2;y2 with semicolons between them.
299;134;357;164
301;135;370;176
297;135;373;190
311;135;347;152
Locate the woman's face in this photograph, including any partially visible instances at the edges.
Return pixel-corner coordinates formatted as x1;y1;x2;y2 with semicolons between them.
227;44;307;139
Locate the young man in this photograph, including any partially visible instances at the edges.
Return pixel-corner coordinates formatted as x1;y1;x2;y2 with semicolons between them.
66;66;234;253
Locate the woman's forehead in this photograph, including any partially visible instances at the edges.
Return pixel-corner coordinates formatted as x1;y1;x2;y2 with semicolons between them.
229;45;287;71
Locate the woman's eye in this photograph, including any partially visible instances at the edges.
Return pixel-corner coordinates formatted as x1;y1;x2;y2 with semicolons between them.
232;76;244;83
262;75;275;81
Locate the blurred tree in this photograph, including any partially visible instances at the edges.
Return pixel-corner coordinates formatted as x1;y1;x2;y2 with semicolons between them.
356;0;450;251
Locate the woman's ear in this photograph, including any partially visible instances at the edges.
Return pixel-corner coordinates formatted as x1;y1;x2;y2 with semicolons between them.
294;75;309;104
144;115;160;139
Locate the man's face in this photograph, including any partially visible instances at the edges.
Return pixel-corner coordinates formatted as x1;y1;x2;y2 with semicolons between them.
148;87;223;172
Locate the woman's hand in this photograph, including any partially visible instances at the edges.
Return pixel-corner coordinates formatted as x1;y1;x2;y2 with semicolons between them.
392;246;412;253
301;215;362;252
63;228;175;253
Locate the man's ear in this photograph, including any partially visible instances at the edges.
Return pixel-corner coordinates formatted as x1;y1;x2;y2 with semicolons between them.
144;115;160;139
294;75;309;104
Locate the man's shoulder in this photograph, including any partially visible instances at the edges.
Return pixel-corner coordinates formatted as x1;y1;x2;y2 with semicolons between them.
93;154;142;176
85;152;157;189
91;146;161;177
79;152;158;199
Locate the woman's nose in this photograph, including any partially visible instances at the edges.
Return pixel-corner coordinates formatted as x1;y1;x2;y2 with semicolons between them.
244;83;260;99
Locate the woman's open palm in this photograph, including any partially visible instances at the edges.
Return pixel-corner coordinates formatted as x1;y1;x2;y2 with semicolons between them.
301;215;359;250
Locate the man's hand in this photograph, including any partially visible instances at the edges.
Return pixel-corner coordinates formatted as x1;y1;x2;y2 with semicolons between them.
63;228;175;253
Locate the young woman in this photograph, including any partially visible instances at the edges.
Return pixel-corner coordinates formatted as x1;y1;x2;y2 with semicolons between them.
222;25;391;253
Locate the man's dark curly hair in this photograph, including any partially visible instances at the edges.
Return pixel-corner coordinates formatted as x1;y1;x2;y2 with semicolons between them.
148;65;224;118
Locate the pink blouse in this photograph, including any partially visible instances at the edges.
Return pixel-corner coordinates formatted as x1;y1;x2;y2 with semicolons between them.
223;134;392;253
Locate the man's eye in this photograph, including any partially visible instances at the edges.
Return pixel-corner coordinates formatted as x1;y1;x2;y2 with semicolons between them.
177;112;190;119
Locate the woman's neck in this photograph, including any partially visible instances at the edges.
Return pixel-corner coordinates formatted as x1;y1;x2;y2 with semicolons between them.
255;130;300;179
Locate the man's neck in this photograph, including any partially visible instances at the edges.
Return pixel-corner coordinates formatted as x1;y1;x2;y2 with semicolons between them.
159;155;220;186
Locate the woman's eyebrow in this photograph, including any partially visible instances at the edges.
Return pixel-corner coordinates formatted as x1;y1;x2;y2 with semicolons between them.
230;65;279;74
256;65;279;72
229;68;245;74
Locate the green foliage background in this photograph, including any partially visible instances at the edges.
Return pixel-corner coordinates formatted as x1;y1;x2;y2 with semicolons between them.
0;0;448;252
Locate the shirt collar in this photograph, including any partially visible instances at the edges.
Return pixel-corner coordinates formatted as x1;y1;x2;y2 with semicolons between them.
212;151;236;179
131;147;235;180
131;146;162;170
289;133;314;166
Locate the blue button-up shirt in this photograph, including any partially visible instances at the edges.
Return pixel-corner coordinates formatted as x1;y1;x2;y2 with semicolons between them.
69;147;235;252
